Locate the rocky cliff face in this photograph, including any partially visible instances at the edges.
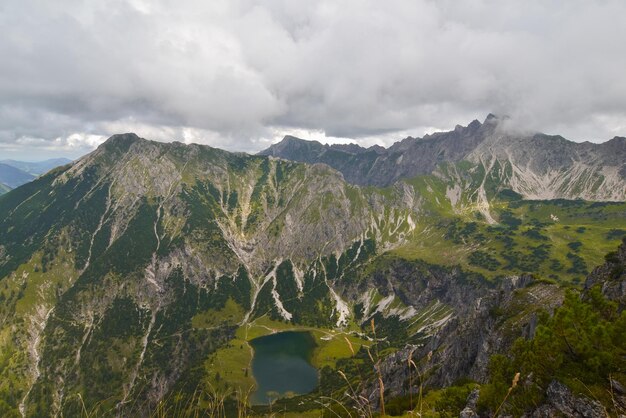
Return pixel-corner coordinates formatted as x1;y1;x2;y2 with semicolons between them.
261;115;626;202
360;273;564;405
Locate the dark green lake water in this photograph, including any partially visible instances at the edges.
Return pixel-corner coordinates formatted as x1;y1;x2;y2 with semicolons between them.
249;331;319;405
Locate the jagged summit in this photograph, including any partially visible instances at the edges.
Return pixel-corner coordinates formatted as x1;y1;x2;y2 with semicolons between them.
485;112;498;122
265;115;493;158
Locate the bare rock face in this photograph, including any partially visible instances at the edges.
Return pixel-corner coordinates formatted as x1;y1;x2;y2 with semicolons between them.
422;276;563;388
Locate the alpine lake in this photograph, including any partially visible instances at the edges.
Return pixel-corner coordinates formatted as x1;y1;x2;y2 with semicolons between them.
249;331;319;405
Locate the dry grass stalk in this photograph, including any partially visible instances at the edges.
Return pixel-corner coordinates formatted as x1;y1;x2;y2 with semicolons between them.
369;319;385;416
492;372;520;418
344;336;355;356
408;349;415;412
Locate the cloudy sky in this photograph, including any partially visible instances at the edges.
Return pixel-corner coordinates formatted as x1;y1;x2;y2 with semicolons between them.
1;0;626;160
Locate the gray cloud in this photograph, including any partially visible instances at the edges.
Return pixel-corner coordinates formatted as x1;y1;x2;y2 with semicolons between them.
1;0;625;159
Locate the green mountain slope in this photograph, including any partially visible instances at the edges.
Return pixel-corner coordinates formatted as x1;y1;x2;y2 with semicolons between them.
0;134;417;416
0;132;624;416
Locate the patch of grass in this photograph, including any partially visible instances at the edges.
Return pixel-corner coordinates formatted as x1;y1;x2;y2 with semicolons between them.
310;331;367;369
204;337;255;394
192;298;245;329
389;197;626;284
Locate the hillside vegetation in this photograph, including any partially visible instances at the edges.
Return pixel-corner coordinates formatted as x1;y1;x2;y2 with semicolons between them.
0;122;624;417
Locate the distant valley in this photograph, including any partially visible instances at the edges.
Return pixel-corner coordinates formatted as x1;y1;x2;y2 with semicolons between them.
0;158;72;195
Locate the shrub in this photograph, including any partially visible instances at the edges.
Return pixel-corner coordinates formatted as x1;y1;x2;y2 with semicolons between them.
480;287;626;415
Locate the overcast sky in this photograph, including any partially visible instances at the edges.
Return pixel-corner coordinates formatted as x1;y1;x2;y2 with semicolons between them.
1;0;626;160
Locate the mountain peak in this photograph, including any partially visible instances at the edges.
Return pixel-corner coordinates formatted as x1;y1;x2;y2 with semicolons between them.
282;134;304;141
484;113;498;123
276;135;317;147
607;136;626;144
259;135;324;159
467;119;482;130
98;133;143;154
454;119;483;134
483;113;512;125
103;132;141;145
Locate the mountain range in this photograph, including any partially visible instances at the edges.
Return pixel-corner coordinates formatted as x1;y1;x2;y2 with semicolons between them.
262;115;626;222
0;116;624;417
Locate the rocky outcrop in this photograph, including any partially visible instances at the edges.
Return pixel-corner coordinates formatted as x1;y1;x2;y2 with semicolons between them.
523;380;606;418
422;275;562;387
459;388;480;418
584;237;626;308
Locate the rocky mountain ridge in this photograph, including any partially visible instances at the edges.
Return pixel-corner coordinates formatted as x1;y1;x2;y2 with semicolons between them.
261;115;626;202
